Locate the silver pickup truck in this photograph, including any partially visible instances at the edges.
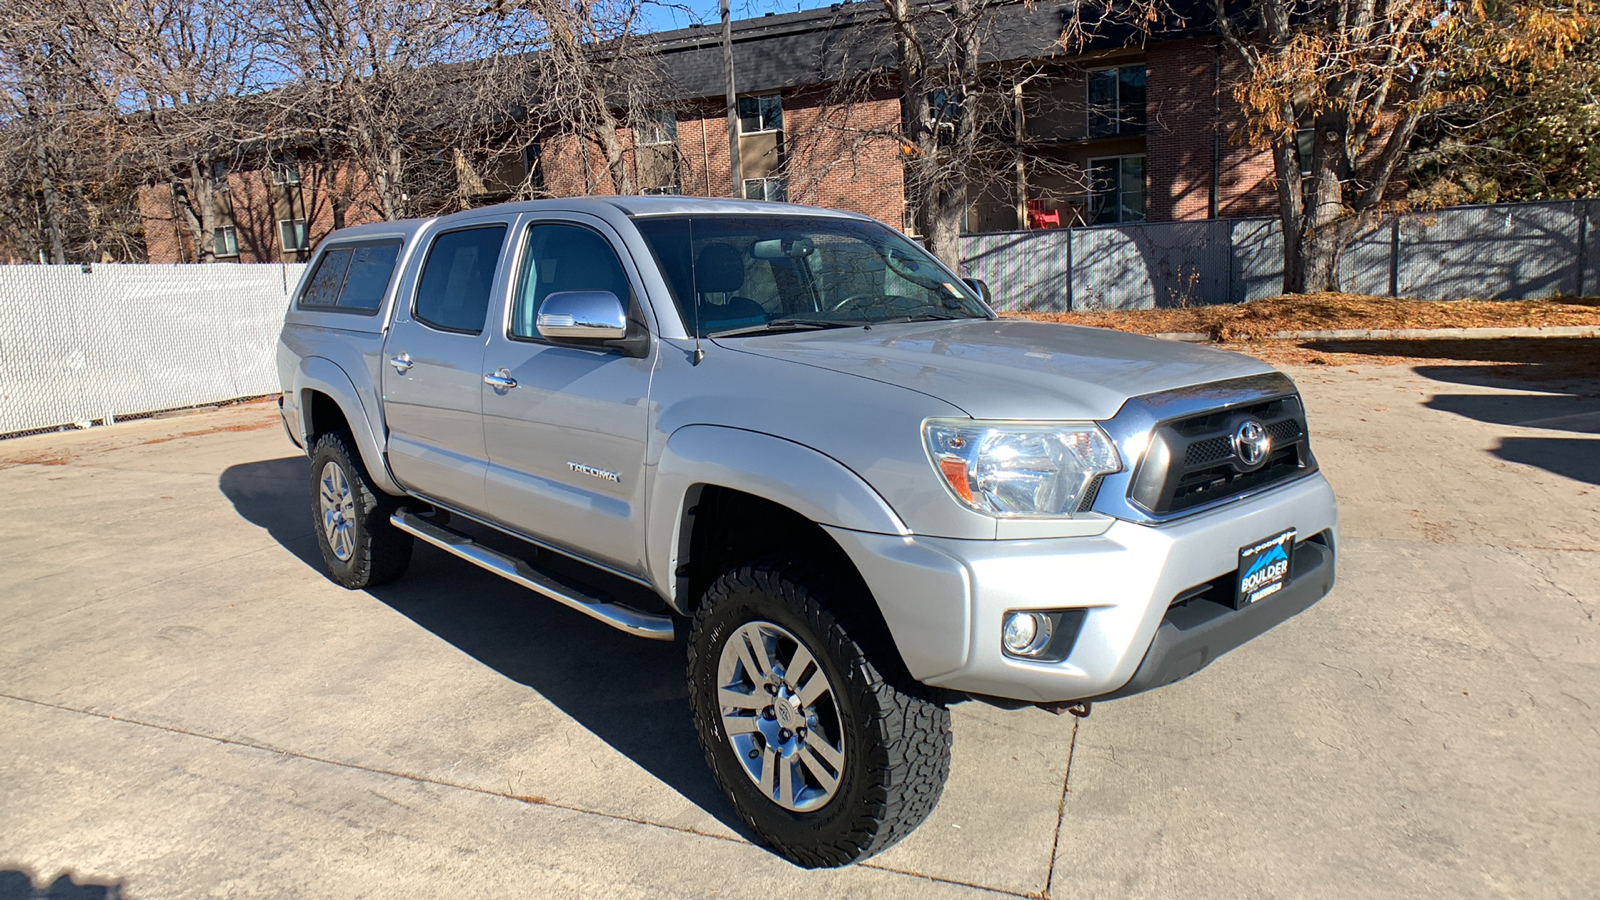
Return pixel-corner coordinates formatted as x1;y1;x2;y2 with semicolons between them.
276;196;1337;867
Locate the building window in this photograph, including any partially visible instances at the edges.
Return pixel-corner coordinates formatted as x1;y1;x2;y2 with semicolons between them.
743;176;787;202
928;89;961;147
210;159;230;192
738;94;783;135
1296;127;1314;175
1087;155;1145;224
280;218;310;253
643;185;679;196
271;158;302;185
213;226;239;258
1087;65;1146;138
522;143;544;192
637;109;677;146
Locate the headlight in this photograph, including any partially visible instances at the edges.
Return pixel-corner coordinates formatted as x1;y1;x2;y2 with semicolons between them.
924;419;1122;517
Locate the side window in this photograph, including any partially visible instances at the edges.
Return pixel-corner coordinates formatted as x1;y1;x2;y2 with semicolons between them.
337;243;402;311
415;225;507;334
511;223;632;340
299;248;352;309
298;242;402;313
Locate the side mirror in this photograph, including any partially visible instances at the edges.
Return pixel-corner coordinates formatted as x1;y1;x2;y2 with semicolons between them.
537;291;628;341
962;277;992;305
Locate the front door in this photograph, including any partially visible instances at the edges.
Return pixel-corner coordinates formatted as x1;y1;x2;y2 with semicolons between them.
381;221;511;519
480;217;656;575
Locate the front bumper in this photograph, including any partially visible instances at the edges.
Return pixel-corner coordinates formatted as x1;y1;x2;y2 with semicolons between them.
826;472;1338;704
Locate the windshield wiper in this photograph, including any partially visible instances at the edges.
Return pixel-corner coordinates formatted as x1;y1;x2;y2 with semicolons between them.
867;312;972;326
707;318;860;338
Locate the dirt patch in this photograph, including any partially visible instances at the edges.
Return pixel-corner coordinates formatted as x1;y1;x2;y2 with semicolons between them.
140;420;278;445
1009;293;1600;342
0;452;73;469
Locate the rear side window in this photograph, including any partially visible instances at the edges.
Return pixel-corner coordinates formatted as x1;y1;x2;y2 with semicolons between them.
299;249;352;309
297;240;401;314
414;226;507;334
337;244;401;311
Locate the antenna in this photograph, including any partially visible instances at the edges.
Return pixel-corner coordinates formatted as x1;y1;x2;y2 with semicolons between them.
689;218;704;365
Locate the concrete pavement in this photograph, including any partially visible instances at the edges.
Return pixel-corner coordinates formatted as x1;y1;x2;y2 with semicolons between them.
2;359;1596;898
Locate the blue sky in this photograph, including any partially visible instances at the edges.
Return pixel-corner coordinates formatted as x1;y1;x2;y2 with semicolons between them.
639;0;843;33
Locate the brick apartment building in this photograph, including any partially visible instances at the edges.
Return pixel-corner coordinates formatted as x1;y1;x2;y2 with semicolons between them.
140;1;1278;265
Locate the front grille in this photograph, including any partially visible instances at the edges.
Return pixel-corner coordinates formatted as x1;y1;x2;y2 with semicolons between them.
1184;436;1233;466
1128;394;1316;517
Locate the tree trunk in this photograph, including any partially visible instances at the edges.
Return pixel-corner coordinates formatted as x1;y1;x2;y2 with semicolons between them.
35;143;67;264
597;121;635;195
172;159;219;264
923;176;965;271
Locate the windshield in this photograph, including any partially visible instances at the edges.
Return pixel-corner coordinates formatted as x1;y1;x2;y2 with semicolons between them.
632;215;993;337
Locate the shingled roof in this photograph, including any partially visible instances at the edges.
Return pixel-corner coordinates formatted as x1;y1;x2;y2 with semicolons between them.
642;0;1157;101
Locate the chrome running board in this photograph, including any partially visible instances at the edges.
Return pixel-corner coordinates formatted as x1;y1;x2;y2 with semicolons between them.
390;510;675;641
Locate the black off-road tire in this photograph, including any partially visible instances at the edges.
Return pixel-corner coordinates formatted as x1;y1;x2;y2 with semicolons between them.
686;558;952;868
308;432;412;589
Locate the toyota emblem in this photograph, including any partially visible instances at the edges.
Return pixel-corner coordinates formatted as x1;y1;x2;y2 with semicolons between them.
1232;420;1271;468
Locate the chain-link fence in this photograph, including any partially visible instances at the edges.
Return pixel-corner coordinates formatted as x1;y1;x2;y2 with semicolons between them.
962;199;1599;312
0;263;305;436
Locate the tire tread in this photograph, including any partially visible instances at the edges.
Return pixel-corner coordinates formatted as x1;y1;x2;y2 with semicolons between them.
687;557;951;867
309;432;412;589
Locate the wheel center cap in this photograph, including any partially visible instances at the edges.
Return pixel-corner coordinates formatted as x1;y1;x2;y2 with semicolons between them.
774;697;798;727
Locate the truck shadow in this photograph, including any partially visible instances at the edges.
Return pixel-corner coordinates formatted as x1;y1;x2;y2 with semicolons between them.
0;868;124;899
217;456;748;838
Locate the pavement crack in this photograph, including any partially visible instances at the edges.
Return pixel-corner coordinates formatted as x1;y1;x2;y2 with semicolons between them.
0;691;733;842
856;863;1036;897
1038;716;1078;899
0;691;1024;892
1507;547;1595;622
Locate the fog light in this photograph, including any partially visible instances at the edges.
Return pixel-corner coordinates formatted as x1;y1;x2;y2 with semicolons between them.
1002;611;1053;657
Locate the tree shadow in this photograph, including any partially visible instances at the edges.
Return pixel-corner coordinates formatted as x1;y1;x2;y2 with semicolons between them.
1425;394;1600;434
1298;336;1600;485
1492;438;1600;486
0;869;124;900
216;456;748;838
1300;337;1600;391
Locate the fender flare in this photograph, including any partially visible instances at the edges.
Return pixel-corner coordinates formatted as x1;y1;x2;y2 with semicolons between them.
295;356;404;497
646;425;909;609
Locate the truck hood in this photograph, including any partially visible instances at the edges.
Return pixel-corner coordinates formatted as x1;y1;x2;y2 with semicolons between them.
715;318;1277;420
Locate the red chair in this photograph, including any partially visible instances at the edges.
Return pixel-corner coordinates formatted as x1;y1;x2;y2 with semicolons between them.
1027;199;1061;229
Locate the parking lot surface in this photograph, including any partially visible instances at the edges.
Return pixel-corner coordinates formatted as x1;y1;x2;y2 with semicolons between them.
2;358;1597;898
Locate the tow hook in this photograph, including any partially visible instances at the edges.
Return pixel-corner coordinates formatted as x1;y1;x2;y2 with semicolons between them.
1038;701;1092;718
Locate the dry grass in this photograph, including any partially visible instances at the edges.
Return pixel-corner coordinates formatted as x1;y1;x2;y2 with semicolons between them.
1010;293;1600;342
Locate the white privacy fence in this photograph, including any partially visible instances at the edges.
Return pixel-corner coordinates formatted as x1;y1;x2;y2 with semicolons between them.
0;264;306;436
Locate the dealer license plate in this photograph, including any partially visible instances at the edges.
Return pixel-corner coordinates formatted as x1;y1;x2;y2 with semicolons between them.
1236;530;1296;608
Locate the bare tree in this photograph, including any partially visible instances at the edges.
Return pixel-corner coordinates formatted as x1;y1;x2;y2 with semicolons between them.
0;2;129;263
260;0;507;222
75;0;268;263
495;0;681;197
794;0;1110;269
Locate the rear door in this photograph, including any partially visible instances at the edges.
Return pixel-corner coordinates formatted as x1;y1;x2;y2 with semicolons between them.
479;214;656;575
381;219;512;518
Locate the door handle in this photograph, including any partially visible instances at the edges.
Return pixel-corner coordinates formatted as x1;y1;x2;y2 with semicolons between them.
388;354;413;373
484;369;518;392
